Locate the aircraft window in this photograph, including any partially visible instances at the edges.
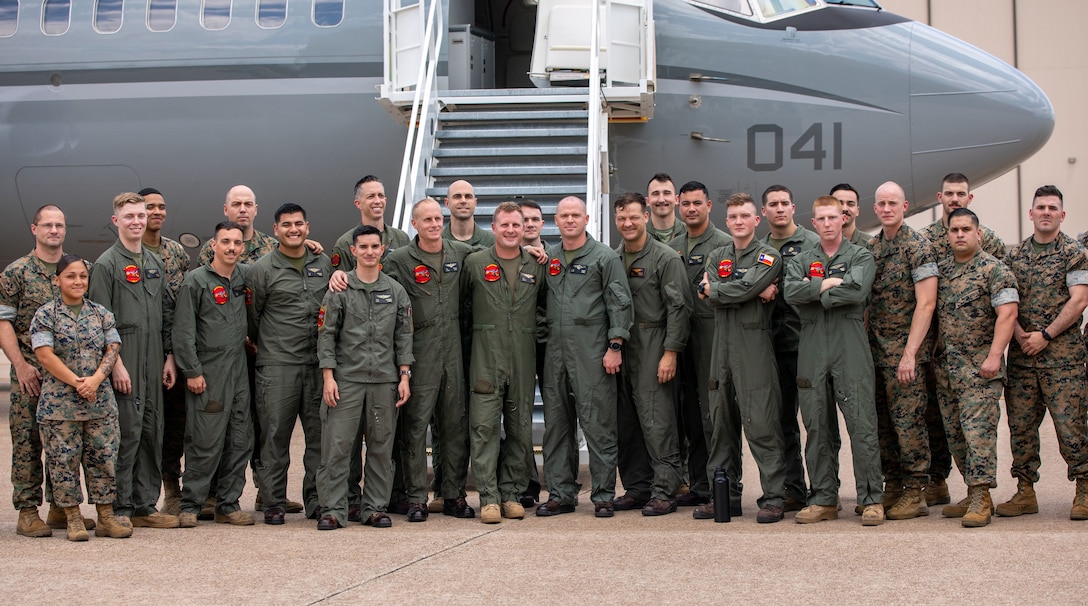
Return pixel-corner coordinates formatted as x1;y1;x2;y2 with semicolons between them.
258;0;286;28
0;0;16;38
202;0;230;30
826;0;879;6
696;0;753;16
148;0;177;31
755;0;820;19
313;0;342;27
42;0;70;35
94;0;123;33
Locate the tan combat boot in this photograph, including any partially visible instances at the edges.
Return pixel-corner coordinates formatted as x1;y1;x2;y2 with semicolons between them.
1070;478;1088;521
861;503;885;526
95;504;133;538
161;476;182;517
942;494;970;518
961;486;993;528
924;478;951;506
995;478;1038;517
47;502;96;531
885;486;928;520
64;505;89;542
16;507;51;537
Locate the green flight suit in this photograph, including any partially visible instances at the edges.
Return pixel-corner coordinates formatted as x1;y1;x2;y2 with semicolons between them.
763;224;821;503
317;272;413;526
541;235;633;505
89;240;173;518
149;237;192;487
703;240;787;509
784;240;882;507
330;223;411;271
614;237;690;501
197;230;277;267
173;264;252;516
462;247;546;506
442;222;496;248
648;221;687;245
847;228;874;247
383;238;474;504
247;249;332;516
0;250;60;510
668;226;733;499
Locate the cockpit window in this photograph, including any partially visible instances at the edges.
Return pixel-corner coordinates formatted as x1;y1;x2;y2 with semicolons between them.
148;0;177;32
94;0;123;33
754;0;819;19
202;0;230;30
42;0;70;35
0;0;17;38
694;0;753;16
825;0;880;7
258;0;286;28
313;0;343;27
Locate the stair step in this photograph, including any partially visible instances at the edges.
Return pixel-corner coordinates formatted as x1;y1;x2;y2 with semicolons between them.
439;110;590;121
427;185;588;197
436;127;589;139
432;146;587;158
430;165;586;177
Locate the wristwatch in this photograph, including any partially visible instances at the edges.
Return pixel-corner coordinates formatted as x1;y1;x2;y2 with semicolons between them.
608;341;622;352
1042;329;1053;341
399;369;412;377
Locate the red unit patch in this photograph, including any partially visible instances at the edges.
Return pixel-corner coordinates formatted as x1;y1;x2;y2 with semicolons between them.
548;258;562;276
809;262;825;278
212;285;228;305
718;259;733;278
414;265;431;284
317;307;326;328
484;264;501;282
331;253;341;267
124;264;141;283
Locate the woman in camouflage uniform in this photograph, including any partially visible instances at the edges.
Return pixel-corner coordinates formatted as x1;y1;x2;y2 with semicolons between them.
31;255;130;541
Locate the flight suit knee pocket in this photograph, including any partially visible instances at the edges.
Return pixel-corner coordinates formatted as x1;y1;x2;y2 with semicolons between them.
708;379;719;391
473;380;495;395
796;377;813;389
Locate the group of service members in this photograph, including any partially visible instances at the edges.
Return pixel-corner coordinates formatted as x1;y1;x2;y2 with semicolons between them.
4;171;1087;541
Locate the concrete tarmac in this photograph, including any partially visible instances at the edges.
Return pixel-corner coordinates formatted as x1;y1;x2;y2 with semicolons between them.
2;380;1088;605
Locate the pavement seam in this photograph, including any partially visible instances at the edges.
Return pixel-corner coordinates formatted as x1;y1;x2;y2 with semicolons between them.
306;527;505;604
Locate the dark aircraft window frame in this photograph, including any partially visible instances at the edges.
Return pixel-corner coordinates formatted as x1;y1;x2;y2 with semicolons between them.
0;0;17;38
201;0;231;30
147;0;177;32
41;0;70;35
312;0;343;27
94;0;123;34
257;0;286;29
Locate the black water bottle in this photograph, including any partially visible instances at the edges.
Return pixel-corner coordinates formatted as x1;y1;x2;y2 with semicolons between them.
713;467;731;523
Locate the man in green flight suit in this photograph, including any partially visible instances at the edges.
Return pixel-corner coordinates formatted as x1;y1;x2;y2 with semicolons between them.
462;202;547;523
330;175;411;271
173;221;254;527
611;192;690;516
383;198;476;521
646;173;687;244
316;225;413;530
784;196;883;526
668;181;733;509
246;203;332;524
831;183;873;247
538;196;633;518
696;192;788;524
89;192;179;529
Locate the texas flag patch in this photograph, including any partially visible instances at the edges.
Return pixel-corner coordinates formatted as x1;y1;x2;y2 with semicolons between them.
757;253;776;267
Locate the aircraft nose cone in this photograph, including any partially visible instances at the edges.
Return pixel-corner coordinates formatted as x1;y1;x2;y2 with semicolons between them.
908;22;1054;188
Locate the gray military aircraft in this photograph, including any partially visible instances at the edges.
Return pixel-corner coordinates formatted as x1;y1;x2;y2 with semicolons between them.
0;0;1053;266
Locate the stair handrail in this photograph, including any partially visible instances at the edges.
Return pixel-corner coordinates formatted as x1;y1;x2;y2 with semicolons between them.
391;0;443;233
586;0;606;243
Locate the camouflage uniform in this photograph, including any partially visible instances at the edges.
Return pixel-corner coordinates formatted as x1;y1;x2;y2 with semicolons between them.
88;241;173;518
0;251;59;510
148;237;191;488
31;299;121;507
867;226;938;489
330;223;410;271
197;230;277;267
1004;233;1088;483
923;219;1006;485
933;250;1018;487
762;225;820;503
703;240;787;510
668;227;733;501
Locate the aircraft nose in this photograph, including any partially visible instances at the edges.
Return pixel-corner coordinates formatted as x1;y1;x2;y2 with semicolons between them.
908;22;1054;188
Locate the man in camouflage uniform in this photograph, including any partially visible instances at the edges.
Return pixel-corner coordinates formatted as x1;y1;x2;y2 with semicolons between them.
538;196;632;518
0;205;96;536
695;192;787;524
931;208;1018;527
830;183;872;246
89;192;179;529
611;193;689;516
462;202;547;523
668;181;733;509
867;181;938;520
920;173;1007;507
139;187;192;517
646;173;686;244
197;185;278;266
999;185;1088;520
783;196;883;526
330;175;411;271
247;204;332;524
760;184;820;510
383;198;476;521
